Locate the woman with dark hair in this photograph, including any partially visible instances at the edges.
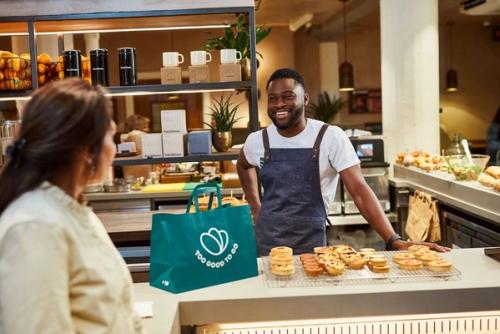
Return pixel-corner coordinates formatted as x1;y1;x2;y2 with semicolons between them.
487;108;500;165
0;79;144;333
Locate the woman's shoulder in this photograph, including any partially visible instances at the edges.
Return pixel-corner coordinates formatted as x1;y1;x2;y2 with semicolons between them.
0;187;69;238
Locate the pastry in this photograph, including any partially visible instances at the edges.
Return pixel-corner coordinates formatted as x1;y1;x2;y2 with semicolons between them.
325;262;345;276
479;173;497;188
270;255;294;266
346;255;365;270
359;248;376;253
427;260;453;272
485;166;500;179
419;253;442;266
299;253;316;262
369;256;388;268
270;246;293;257
303;265;324;277
392;252;415;264
398;259;424;271
408;245;430;254
271;264;295;276
313;246;331;255
371;265;390;273
415;249;437;260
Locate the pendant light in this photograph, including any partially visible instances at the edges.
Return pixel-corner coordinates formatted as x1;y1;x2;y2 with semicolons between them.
339;0;354;92
446;21;458;92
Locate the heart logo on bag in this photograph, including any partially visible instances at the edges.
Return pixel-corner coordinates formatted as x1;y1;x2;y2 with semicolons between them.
200;227;229;256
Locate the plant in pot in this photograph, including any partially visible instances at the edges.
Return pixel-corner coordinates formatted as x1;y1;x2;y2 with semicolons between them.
306;91;345;124
204;14;272;80
204;94;242;152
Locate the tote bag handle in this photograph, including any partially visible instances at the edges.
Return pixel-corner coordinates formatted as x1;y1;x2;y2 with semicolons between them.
186;182;223;213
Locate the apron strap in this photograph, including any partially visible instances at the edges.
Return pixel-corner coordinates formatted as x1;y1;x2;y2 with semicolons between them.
311;123;329;160
262;128;271;162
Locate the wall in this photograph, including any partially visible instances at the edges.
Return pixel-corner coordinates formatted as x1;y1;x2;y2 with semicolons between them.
439;23;500;142
294;29;321;107
337;25;382;126
253;26;295;127
295;24;382;128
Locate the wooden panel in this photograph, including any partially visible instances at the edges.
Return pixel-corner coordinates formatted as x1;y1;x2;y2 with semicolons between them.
0;15;234;34
0;0;253;18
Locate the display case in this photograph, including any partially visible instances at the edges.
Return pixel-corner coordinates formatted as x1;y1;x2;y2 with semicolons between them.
0;3;259;166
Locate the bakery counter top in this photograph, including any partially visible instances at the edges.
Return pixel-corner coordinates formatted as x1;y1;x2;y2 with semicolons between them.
84;187;243;201
133;248;500;333
390;164;500;224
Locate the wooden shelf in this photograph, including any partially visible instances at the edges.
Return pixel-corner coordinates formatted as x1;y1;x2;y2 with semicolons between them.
113;150;239;166
107;81;252;96
0;90;33;101
0;81;252;101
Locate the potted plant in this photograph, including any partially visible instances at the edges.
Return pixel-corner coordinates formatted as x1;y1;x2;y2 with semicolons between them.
205;14;272;80
204;94;242;152
306;92;345;124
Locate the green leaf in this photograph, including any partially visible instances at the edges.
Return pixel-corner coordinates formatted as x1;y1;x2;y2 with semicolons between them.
306;92;345;124
203;14;271;60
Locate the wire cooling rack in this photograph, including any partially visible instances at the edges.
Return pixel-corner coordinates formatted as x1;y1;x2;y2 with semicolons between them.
262;251;461;288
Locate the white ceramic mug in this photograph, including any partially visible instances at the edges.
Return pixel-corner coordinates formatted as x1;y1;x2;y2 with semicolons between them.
190;50;212;66
220;49;242;64
162;52;184;67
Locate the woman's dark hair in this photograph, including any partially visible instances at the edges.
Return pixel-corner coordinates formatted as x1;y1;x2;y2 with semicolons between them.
0;78;112;214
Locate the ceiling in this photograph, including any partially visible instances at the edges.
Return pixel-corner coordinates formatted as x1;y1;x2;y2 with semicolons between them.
254;0;499;32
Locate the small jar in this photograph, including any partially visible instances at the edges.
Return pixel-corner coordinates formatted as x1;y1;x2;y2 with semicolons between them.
63;50;82;78
118;47;137;86
90;48;109;86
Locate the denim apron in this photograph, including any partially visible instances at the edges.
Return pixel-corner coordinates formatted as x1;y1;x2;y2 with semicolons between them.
255;124;329;256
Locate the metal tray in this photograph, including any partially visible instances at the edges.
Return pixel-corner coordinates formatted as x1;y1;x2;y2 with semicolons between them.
262;251;461;288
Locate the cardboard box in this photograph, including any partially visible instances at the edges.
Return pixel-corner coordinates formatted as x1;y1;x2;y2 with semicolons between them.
162;132;185;157
117;142;137;154
160;66;182;84
219;63;241;82
161;109;187;133
188;130;212;155
141;133;163;158
188;65;210;83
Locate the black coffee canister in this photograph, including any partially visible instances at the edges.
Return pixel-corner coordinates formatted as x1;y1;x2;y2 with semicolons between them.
90;48;109;86
118;47;137;86
63;50;82;78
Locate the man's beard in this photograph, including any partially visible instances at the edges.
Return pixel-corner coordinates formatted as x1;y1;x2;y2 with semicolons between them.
269;105;303;130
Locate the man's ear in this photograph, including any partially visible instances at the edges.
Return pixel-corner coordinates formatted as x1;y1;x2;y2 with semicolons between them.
304;92;310;106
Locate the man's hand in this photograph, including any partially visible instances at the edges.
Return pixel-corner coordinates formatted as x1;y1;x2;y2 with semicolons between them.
392;239;451;253
251;205;261;224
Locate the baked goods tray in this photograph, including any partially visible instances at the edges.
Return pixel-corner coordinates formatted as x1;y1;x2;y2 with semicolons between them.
261;251;461;288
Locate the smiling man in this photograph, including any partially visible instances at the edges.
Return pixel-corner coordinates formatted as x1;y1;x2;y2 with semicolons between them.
237;68;448;256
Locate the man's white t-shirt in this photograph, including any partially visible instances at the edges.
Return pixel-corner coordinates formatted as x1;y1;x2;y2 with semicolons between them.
243;119;360;213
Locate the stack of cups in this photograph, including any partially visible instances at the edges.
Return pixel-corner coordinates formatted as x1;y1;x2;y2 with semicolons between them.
161;52;184;85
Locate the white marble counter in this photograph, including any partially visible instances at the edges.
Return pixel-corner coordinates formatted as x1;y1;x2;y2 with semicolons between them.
391;165;500;224
133;248;500;333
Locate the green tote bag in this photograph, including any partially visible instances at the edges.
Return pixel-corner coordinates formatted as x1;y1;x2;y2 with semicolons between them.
149;183;258;293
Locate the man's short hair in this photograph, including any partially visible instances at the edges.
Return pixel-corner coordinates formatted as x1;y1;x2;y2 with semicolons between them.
266;68;305;90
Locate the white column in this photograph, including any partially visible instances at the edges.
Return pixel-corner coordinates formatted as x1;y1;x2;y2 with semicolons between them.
84;33;100;56
319;42;340;123
36;35;59;60
319;42;339;96
63;34;74;50
380;0;440;164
